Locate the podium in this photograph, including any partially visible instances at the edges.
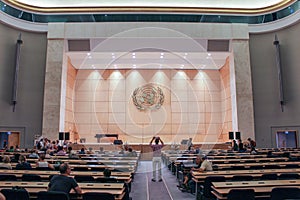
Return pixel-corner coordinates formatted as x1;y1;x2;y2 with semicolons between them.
94;134;119;143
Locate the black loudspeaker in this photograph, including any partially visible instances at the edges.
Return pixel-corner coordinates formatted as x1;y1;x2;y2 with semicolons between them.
235;132;241;140
113;140;123;145
59;132;64;140
229;132;234;139
65;132;70;140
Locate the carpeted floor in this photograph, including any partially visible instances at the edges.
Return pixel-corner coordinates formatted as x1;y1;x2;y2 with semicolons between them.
130;161;195;200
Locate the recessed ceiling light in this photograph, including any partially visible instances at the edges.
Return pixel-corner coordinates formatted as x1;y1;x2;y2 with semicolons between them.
207;53;211;56
132;56;136;59
160;56;164;59
111;53;115;56
112;56;115;59
132;53;136;56
183;56;186;59
160;53;164;55
184;53;188;56
87;53;91;56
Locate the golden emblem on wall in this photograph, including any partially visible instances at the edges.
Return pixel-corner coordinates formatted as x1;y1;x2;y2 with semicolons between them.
132;84;164;111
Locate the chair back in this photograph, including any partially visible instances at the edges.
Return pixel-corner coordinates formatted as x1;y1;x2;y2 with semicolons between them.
1;187;30;200
227;189;255;200
22;174;42;181
95;177;118;183
74;175;95;182
261;173;278;180
270;187;300;200
231;175;253;181
278;173;299;180
0;174;17;181
37;191;69;200
35;167;53;171
202;176;226;198
83;192;114;200
73;167;88;171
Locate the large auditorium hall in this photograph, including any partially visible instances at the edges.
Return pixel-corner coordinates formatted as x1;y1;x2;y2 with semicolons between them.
1;0;300;199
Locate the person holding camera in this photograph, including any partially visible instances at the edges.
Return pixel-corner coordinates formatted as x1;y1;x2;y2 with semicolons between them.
150;136;164;182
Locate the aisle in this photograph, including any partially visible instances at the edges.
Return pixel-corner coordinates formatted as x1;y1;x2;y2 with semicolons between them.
131;161;195;200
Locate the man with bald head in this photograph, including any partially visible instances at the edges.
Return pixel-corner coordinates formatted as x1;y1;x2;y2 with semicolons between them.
48;163;82;195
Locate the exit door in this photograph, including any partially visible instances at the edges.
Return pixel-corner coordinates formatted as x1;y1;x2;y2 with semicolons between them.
276;130;297;148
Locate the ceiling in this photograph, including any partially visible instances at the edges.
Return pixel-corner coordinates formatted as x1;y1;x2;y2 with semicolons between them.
4;0;295;14
66;38;231;70
66;51;231;70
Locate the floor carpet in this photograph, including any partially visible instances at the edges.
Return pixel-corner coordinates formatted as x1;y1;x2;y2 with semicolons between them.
130;161;195;200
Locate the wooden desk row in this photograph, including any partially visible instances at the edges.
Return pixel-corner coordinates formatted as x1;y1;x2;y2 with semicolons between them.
10;163;135;172
212;179;300;199
0;169;131;177
214;161;300;170
192;168;300;200
0;169;132;182
0;181;125;200
26;158;138;165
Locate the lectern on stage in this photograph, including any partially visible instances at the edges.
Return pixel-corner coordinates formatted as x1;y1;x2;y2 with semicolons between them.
94;134;119;143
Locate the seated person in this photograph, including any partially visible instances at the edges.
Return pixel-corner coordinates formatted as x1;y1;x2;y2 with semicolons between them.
16;155;32;170
28;149;39;158
103;168;112;178
97;147;105;154
232;140;238;151
36;153;54;170
0;155;12;169
124;148;137;157
179;155;212;193
238;139;246;152
250;147;258;155
87;147;94;154
48;163;82;195
67;147;79;159
95;168;117;183
78;148;86;154
56;146;66;156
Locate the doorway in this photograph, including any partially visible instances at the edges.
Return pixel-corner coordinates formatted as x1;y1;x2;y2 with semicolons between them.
0;132;20;149
276;130;297;148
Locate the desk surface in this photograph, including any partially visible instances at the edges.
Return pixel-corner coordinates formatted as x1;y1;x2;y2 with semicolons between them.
0;169;131;176
0;181;124;189
213;179;300;189
192;168;300;177
214;161;300;169
211;180;300;200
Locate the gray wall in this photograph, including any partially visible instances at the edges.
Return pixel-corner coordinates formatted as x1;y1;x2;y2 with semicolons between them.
249;22;300;147
0;22;47;148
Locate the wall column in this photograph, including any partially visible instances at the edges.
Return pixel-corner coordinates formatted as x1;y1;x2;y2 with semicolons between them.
232;39;255;140
42;39;65;140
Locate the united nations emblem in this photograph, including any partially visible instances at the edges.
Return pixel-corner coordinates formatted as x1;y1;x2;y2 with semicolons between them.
132;84;164;111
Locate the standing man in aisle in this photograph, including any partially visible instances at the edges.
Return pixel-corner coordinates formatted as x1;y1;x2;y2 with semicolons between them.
150;136;164;182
